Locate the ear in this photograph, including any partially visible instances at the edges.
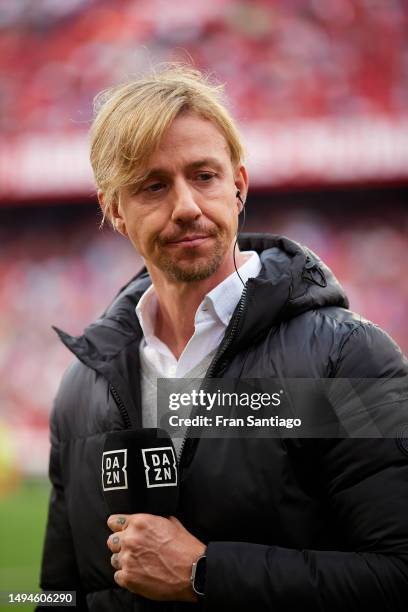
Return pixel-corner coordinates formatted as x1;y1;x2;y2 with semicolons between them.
234;165;249;212
97;189;128;236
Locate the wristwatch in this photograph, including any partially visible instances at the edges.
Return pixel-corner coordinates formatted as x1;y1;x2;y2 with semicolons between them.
191;554;207;597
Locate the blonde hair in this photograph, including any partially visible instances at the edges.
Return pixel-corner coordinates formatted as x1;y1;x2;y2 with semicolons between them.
89;65;245;225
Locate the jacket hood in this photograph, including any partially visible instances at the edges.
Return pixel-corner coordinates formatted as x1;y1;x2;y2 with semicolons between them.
54;233;348;368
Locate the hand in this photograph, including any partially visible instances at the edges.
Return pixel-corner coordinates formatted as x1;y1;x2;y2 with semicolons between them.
107;513;206;602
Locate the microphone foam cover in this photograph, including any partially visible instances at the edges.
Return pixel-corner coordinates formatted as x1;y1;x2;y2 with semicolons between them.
102;428;179;516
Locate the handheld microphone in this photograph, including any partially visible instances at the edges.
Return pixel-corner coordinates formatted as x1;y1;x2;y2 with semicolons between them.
102;428;179;516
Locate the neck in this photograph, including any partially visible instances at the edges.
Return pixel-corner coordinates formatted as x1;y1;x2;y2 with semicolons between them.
147;245;246;359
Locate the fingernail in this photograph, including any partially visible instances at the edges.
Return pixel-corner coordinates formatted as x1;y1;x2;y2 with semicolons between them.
117;516;126;525
112;536;119;544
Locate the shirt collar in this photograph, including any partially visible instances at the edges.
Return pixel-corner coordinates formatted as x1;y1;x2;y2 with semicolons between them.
135;284;159;348
202;251;261;326
135;251;262;338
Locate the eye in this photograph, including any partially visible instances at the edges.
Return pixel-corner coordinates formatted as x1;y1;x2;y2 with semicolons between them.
196;172;216;182
144;181;166;193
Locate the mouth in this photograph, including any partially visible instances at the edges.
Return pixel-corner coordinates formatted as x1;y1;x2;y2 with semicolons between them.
166;234;212;247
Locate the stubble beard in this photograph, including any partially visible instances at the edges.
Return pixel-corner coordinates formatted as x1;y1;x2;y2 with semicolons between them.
156;232;229;282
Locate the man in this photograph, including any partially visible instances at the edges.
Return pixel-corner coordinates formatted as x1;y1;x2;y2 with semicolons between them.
39;67;408;611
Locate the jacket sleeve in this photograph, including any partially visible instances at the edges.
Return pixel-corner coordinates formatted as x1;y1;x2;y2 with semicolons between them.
37;378;89;610
204;323;408;611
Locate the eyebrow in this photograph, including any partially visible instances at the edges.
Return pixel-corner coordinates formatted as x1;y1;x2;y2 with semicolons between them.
188;157;224;170
142;157;224;181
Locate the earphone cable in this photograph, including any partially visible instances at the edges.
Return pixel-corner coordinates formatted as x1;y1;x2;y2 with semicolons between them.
233;204;246;287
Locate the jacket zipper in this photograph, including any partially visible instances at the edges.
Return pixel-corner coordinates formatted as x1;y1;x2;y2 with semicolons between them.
205;282;250;378
178;281;251;466
109;384;132;429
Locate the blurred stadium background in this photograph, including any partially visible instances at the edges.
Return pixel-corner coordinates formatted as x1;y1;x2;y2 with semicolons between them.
0;0;407;604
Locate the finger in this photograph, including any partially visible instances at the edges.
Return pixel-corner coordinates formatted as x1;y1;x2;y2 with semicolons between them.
114;569;127;588
111;552;121;570
107;514;129;532
107;534;121;553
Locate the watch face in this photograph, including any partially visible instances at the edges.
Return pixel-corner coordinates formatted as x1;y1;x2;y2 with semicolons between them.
193;555;207;596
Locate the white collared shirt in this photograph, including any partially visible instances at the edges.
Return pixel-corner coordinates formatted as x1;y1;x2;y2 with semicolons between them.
135;251;262;377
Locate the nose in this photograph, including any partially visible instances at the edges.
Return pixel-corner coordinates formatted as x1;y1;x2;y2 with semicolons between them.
170;181;202;224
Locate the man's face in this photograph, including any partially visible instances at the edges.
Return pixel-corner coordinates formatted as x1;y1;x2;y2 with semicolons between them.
107;112;248;283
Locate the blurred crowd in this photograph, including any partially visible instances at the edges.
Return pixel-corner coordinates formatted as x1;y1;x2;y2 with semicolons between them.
1;0;407;135
1;204;407;445
0;0;407;476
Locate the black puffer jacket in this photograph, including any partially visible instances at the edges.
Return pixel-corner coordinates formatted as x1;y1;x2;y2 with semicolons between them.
39;234;408;611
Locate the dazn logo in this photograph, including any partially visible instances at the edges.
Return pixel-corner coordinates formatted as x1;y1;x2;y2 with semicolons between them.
141;447;177;488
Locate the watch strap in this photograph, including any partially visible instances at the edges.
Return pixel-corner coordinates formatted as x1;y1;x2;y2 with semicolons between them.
191;554;207;597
